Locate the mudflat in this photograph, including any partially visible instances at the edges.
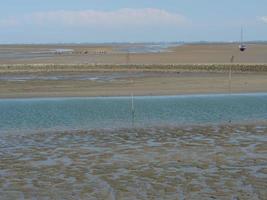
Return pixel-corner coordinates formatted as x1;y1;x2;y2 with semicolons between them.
0;71;266;98
1;43;267;65
1;124;266;199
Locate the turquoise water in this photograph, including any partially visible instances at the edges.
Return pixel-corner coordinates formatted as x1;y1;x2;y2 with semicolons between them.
0;93;267;133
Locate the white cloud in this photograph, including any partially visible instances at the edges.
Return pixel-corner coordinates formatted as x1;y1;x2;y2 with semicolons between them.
1;8;188;28
259;16;267;23
0;9;190;43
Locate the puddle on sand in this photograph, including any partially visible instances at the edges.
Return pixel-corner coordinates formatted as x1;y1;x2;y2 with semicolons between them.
0;124;266;199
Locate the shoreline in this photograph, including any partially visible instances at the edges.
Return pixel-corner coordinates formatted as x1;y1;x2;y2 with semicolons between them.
0;91;267;100
2;120;267;137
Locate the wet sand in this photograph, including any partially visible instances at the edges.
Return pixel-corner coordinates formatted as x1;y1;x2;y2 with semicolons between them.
0;124;266;199
0;71;266;98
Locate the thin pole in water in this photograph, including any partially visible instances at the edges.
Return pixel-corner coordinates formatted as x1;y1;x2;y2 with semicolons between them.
131;93;135;127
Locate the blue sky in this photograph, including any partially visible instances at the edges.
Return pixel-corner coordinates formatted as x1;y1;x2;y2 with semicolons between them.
0;0;267;43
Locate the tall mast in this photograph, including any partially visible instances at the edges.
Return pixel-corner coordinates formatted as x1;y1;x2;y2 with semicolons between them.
241;27;243;44
239;26;246;52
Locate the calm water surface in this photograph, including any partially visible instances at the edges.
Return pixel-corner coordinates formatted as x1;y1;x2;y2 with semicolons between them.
0;93;267;133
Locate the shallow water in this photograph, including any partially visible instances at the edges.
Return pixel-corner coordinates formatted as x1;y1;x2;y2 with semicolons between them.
0;125;266;199
0;93;267;133
0;48;72;60
116;43;180;53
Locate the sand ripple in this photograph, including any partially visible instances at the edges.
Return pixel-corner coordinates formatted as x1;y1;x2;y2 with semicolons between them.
0;124;266;199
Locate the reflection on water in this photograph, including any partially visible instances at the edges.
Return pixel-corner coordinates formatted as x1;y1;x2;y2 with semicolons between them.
116;43;181;53
0;125;266;199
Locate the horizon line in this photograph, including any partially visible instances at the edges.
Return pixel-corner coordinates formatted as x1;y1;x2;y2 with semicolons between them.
1;40;267;45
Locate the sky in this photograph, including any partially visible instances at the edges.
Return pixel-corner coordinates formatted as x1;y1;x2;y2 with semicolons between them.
0;0;267;43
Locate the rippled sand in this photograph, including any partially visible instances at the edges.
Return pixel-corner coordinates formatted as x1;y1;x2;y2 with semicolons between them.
0;124;267;199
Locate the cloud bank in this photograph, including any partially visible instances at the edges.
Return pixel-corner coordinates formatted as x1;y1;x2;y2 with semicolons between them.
1;8;188;28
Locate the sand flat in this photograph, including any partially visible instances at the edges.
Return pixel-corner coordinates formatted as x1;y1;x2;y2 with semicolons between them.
0;71;266;98
1;43;267;64
0;43;267;98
